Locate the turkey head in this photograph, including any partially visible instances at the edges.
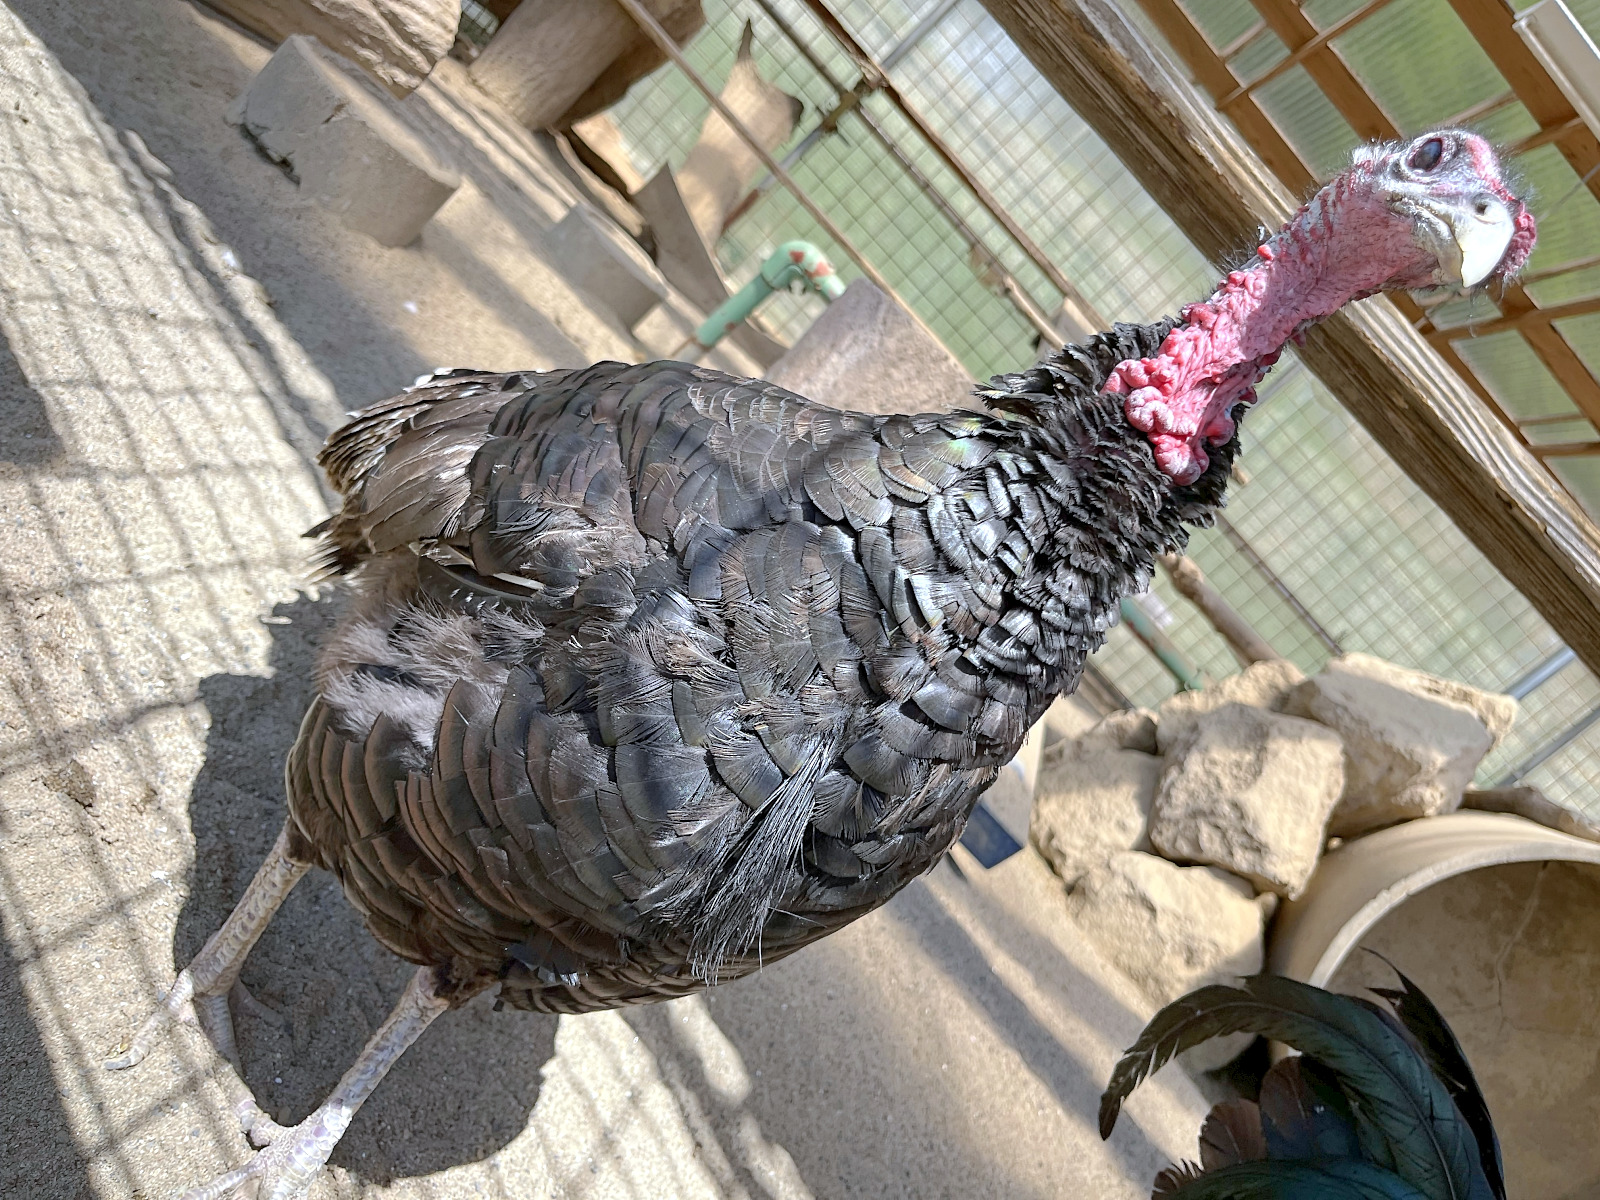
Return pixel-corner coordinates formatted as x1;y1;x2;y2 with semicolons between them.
1105;129;1535;484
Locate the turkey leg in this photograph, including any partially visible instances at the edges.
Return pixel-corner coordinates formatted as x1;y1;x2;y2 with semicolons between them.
179;964;454;1200
107;823;309;1132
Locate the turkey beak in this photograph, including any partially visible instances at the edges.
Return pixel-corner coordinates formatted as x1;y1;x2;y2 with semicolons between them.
1449;193;1516;288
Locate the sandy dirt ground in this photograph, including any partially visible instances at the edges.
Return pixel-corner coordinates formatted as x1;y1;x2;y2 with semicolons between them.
0;2;1210;1197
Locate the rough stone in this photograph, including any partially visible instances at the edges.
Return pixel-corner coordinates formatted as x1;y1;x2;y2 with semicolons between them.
1067;852;1267;1069
1076;706;1160;755
233;35;460;246
1155;658;1306;755
765;279;975;415
1286;654;1514;837
1031;742;1160;887
203;0;458;96
1319;652;1518;748
547;204;669;331
1150;703;1345;897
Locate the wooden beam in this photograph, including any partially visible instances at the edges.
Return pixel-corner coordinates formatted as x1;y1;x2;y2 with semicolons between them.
1446;0;1600;207
979;0;1600;676
1225;0;1399;141
1132;0;1313;191
1438;291;1600;338
1533;441;1600;459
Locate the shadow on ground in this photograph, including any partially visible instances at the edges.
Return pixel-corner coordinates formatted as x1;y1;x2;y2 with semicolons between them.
0;326;62;466
0;933;91;1199
175;592;557;1184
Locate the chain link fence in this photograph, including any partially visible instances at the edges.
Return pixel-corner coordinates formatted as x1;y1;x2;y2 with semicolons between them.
599;0;1600;816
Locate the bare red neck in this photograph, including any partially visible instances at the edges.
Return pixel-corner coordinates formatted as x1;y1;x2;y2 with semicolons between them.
1104;167;1421;484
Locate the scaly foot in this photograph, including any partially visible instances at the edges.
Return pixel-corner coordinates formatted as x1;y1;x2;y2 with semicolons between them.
173;966;458;1200
105;826;307;1073
179;1102;351;1200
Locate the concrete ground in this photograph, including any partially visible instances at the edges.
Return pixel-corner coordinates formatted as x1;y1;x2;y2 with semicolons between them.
0;2;1209;1196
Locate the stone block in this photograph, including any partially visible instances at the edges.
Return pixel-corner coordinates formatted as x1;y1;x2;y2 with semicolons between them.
1150;703;1345;897
1067;851;1267;1069
1155;658;1306;755
234;35;460;246
1076;706;1160;755
471;0;698;130
203;0;459;96
1286;653;1515;837
547;204;669;331
765;279;974;415
1031;741;1160;888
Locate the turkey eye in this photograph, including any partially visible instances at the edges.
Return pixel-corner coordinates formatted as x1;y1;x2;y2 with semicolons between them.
1408;137;1445;172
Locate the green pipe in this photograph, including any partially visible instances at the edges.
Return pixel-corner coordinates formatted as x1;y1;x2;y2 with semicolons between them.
1119;596;1207;692
693;240;847;351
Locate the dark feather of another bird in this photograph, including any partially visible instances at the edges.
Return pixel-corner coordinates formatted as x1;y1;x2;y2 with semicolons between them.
1153;1159;1431;1199
1199;1099;1267;1171
1100;974;1495;1200
1259;1056;1361;1163
1366;964;1505;1200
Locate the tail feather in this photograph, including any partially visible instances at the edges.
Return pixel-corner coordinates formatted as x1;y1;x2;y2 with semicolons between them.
1102;972;1498;1200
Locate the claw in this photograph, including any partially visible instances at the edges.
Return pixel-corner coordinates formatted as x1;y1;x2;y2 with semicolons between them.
104;971;199;1070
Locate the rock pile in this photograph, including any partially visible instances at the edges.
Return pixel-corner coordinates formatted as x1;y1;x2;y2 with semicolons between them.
1031;654;1519;1065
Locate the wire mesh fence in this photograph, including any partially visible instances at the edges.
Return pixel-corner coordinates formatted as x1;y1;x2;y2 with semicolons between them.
601;0;1600;816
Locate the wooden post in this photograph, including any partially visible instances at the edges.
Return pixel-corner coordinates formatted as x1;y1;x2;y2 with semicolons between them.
979;0;1600;679
471;0;695;130
1159;554;1281;666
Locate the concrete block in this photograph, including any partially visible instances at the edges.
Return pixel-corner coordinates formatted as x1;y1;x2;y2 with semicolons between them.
548;204;669;331
234;35;460;246
765;278;974;415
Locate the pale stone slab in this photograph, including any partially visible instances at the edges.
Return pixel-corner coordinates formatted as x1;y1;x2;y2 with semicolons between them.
765;279;975;415
548;203;669;331
234;35;460;246
1286;653;1513;836
675;22;802;244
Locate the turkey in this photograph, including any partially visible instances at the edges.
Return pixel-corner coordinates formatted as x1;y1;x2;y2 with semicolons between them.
107;129;1533;1199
